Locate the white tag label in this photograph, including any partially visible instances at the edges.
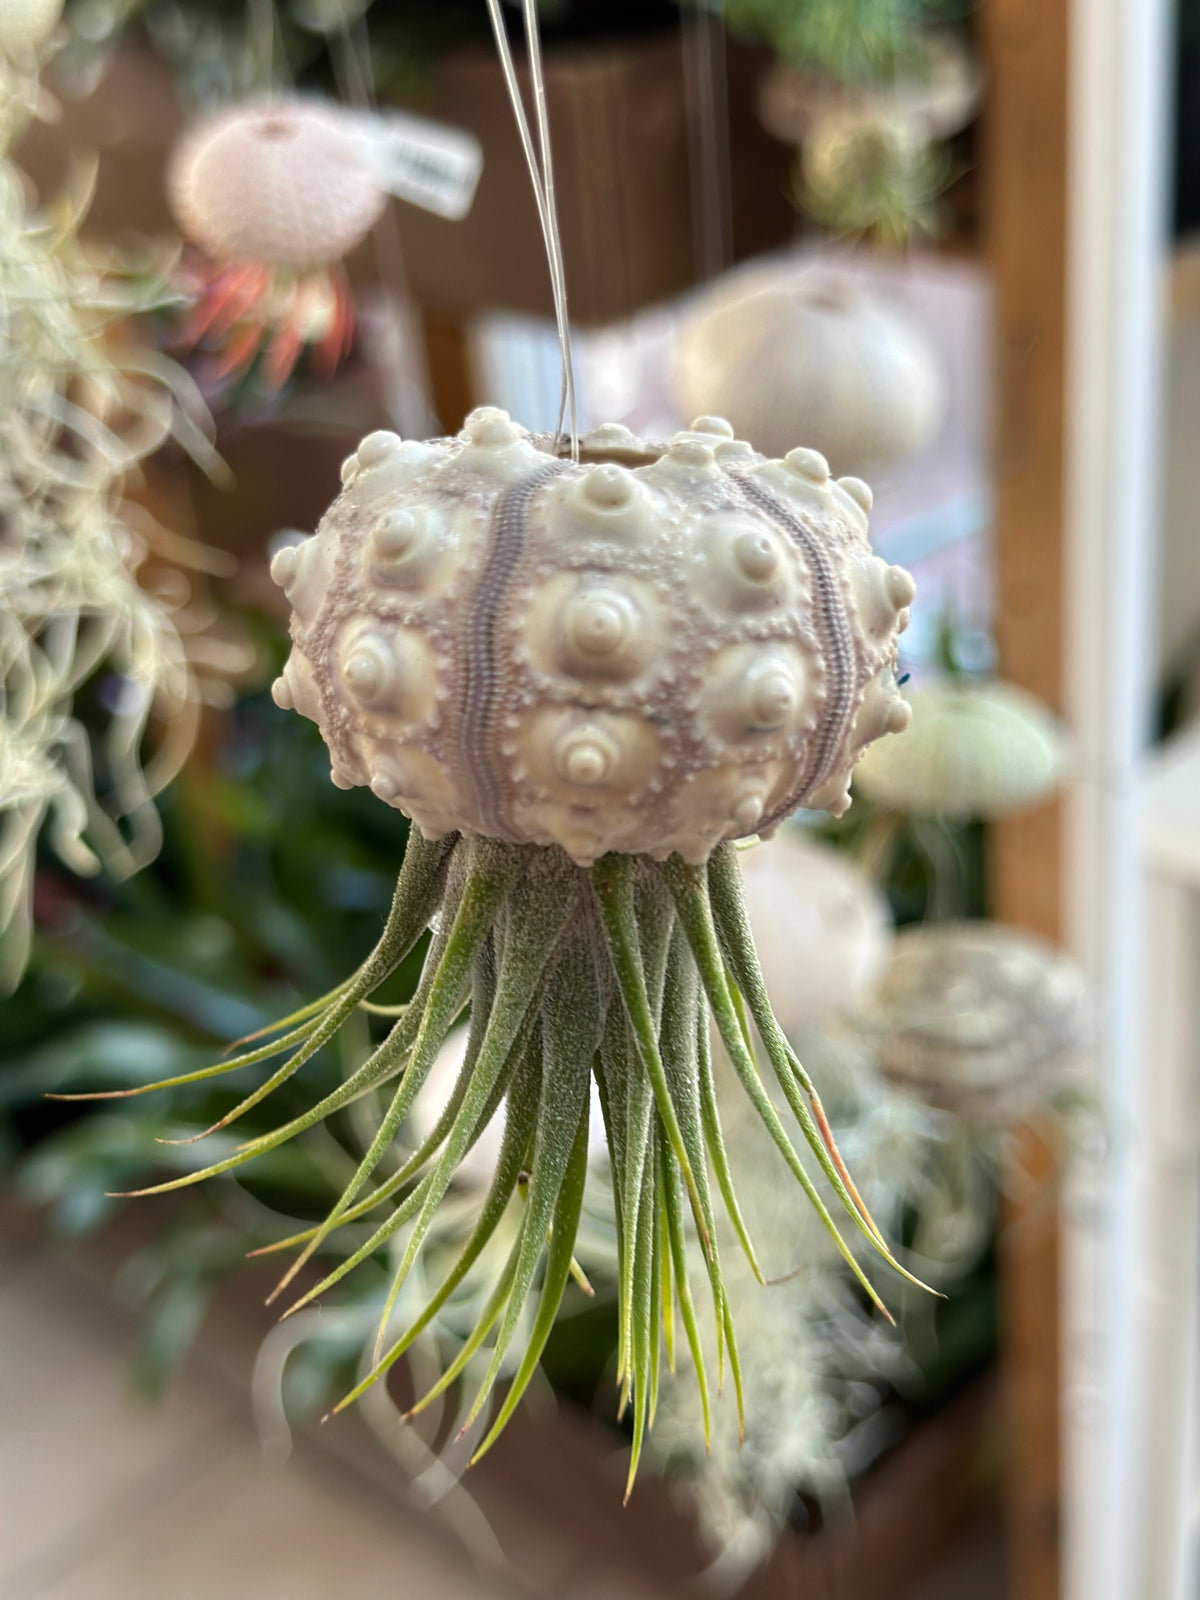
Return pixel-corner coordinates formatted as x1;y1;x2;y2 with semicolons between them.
347;109;483;222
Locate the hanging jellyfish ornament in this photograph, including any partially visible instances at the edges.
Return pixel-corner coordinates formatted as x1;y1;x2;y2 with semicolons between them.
166;97;387;392
66;410;924;1493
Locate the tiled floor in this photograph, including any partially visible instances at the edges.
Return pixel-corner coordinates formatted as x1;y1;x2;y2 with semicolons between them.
0;1222;1004;1600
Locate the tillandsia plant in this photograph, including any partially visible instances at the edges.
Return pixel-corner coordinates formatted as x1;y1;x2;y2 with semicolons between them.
797;110;952;250
66;407;920;1493
0;7;230;988
720;0;958;83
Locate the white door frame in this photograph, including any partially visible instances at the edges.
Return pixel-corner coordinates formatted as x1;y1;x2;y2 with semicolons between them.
1062;1;1179;1597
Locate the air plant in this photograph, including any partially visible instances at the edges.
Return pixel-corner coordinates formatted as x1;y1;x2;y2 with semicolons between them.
798;108;952;249
250;1123;621;1529
0;20;227;988
66;408;921;1492
647;1053;914;1585
647;835;899;1579
721;0;949;84
167;96;387;392
725;1;977;250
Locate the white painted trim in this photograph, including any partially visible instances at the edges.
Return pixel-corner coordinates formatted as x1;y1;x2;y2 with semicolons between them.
1062;1;1174;1597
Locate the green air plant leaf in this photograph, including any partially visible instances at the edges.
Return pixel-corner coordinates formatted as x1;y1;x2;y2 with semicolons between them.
73;410;923;1489
81;833;925;1487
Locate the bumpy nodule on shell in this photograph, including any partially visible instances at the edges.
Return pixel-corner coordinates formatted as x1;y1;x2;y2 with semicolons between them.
271;410;915;866
167;98;386;269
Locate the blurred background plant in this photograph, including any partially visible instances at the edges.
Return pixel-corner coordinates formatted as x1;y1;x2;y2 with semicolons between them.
0;8;247;991
723;0;978;247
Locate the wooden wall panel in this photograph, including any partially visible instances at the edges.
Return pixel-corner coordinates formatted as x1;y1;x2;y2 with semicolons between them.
979;1;1071;1598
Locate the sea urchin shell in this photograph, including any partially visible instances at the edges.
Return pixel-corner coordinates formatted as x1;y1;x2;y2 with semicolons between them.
168;98;386;270
852;679;1064;819
271;409;915;862
71;412;920;1494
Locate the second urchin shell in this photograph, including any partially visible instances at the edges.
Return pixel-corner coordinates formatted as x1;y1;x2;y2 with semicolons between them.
168;97;386;269
852;679;1064;819
736;828;893;1031
672;266;943;478
868;921;1088;1118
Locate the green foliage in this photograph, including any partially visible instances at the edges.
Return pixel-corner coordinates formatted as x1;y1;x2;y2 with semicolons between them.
1;684;412;1375
720;0;962;83
798;114;951;248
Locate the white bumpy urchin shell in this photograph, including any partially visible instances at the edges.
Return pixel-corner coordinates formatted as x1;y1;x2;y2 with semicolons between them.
672;266;943;478
167;98;386;269
270;410;915;867
852;679;1065;819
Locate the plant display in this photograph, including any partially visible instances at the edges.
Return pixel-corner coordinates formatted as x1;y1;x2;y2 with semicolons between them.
0;1;1065;1559
67;406;921;1492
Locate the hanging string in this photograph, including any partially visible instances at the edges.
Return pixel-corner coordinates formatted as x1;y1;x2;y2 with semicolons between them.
249;0;279;91
328;9;438;438
681;0;733;283
483;0;579;461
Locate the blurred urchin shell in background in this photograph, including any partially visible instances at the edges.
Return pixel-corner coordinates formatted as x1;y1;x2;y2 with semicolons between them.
867;921;1089;1120
672;266;943;479
167;97;386;269
737;828;893;1033
269;409;917;866
852;679;1065;819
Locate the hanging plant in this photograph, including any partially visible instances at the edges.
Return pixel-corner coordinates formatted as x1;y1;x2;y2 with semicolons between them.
796;107;952;248
865;921;1089;1123
756;25;980;149
67;407;922;1490
167;96;387;392
852;679;1065;820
